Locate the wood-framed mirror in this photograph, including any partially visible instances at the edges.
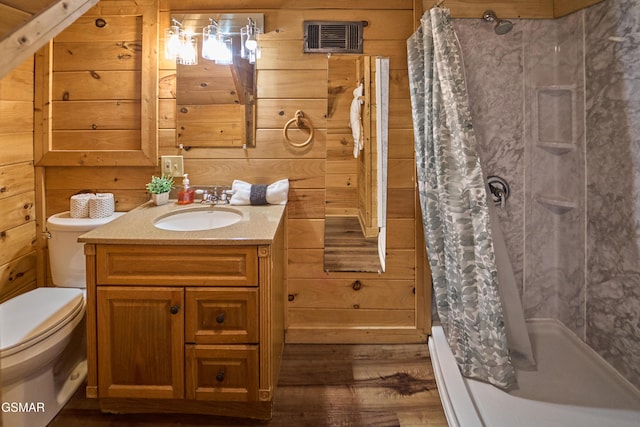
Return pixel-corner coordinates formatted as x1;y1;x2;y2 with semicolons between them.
171;13;263;149
324;55;389;273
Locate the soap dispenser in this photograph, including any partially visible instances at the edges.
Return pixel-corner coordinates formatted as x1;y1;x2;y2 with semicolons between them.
177;174;195;205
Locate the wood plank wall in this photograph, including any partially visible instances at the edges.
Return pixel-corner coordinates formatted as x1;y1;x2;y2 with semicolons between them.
0;0;100;81
0;57;37;304
164;1;426;343
40;0;428;343
325;55;364;219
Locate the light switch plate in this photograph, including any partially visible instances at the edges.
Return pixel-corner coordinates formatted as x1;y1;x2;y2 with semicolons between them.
161;155;184;177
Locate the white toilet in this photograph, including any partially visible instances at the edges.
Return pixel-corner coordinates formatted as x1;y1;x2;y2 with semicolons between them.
0;211;124;427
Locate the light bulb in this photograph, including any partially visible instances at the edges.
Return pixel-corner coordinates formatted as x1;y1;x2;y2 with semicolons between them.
164;27;181;59
245;37;258;51
240;17;261;60
178;32;197;65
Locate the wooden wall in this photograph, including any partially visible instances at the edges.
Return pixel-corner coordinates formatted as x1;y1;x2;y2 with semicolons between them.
0;57;37;304
0;0;100;80
325;55;364;219
166;1;427;343
253;3;423;343
37;0;428;343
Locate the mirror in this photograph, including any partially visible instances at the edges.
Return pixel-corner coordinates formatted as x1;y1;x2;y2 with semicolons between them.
324;55;389;273
172;13;263;148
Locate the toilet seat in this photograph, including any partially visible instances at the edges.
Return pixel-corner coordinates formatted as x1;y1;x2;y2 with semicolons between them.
0;288;84;358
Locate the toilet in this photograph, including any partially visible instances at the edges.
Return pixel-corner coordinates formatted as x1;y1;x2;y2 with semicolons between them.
0;211;124;427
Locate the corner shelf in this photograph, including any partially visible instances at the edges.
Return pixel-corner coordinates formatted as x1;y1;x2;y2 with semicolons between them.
537;141;575;155
535;195;576;214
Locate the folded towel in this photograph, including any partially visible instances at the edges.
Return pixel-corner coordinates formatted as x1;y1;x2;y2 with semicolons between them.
350;83;364;158
70;193;94;218
230;179;289;205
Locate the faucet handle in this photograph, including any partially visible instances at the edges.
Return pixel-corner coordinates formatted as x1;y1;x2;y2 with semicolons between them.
220;188;233;204
198;186;233;204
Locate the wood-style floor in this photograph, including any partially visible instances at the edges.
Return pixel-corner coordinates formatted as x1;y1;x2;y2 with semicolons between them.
49;344;448;427
324;216;381;273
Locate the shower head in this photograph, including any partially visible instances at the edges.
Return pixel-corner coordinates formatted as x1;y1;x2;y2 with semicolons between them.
494;19;514;35
482;10;514;35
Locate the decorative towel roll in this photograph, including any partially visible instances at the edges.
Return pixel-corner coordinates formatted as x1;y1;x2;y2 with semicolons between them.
230;179;289;205
70;193;94;218
89;193;115;218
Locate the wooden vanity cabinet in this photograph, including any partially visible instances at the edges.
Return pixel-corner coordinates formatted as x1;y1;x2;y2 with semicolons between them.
84;236;285;420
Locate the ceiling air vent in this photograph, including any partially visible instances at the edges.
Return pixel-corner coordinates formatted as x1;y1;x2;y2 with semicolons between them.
304;21;364;54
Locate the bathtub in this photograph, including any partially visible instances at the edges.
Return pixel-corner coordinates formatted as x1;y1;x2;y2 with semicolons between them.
429;319;640;426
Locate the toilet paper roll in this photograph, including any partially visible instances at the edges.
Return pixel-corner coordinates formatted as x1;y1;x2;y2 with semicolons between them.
70;193;95;218
89;193;115;218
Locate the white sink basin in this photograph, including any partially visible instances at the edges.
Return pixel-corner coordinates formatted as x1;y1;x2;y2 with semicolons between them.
154;207;242;231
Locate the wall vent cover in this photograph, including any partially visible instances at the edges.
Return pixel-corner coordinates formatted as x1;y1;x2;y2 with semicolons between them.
304;21;364;53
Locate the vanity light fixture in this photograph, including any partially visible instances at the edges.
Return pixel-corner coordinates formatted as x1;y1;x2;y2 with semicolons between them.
202;18;233;64
240;17;261;64
164;18;182;60
178;30;198;65
165;14;263;66
164;19;198;65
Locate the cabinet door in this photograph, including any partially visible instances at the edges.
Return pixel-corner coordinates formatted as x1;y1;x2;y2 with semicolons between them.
97;286;184;399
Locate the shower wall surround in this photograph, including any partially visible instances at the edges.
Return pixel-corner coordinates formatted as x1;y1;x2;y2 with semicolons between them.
452;0;640;389
585;0;640;389
522;12;586;338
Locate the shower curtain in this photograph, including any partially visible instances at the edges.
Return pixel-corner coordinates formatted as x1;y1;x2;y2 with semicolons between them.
407;7;517;389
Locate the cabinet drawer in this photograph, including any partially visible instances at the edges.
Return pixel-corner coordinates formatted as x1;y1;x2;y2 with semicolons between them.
186;345;258;402
96;245;258;286
186;288;258;344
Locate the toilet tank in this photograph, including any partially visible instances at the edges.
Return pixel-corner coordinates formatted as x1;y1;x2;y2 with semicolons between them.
46;212;125;288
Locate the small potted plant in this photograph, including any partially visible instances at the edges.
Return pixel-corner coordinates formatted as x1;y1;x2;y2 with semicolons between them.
146;174;174;206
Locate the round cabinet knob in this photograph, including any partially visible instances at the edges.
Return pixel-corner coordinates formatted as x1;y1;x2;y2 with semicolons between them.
352;280;362;291
216;372;225;382
215;313;225;324
170;305;180;315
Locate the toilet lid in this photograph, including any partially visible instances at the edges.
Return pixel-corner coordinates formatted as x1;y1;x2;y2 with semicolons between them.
0;288;84;352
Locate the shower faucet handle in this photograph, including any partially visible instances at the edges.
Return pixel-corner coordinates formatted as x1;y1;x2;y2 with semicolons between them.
487;175;510;208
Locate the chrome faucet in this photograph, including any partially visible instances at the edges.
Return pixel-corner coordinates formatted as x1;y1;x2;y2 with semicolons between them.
200;186;232;205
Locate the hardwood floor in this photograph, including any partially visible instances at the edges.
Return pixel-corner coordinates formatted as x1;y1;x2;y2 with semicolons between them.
49;344;448;426
324;216;381;273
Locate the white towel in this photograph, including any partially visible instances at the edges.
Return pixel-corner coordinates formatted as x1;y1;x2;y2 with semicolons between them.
350;83;364;158
230;179;289;205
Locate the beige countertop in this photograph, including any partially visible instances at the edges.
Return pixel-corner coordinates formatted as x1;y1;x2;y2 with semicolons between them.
78;201;286;245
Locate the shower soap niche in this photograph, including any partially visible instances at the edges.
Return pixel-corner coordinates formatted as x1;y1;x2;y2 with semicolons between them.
534;85;576;154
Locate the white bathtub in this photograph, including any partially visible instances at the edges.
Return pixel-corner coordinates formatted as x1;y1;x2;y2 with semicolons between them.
429;319;640;427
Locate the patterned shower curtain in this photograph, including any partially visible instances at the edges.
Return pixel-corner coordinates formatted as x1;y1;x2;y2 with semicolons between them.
407;7;516;389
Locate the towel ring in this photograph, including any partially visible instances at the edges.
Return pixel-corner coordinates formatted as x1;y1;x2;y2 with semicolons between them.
283;110;314;148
